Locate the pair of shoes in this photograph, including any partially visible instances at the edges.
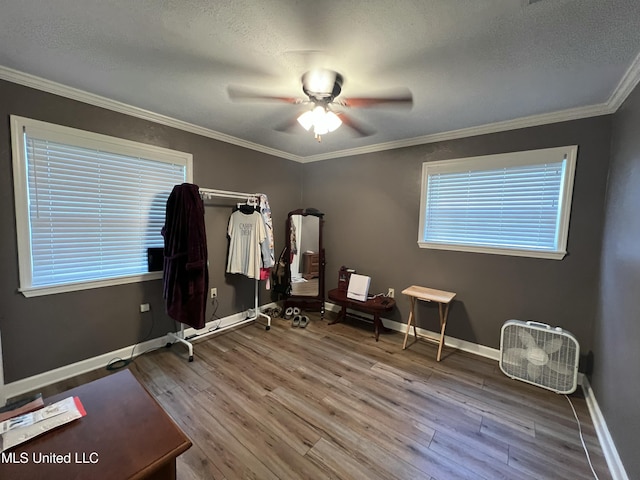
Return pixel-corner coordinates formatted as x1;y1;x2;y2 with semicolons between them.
293;315;309;328
284;306;301;320
262;307;276;317
263;306;283;318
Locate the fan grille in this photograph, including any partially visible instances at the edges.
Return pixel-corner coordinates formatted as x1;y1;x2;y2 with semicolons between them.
500;320;579;394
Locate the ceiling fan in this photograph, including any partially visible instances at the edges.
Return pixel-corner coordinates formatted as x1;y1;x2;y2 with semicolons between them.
227;69;413;142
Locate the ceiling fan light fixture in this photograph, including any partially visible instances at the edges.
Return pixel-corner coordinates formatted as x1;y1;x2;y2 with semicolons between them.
297;106;342;137
297;110;315;131
324;110;342;133
311;105;327;128
229;67;410;141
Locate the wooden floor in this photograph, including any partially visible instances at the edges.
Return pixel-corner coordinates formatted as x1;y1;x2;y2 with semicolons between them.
291;277;319;296
38;311;611;480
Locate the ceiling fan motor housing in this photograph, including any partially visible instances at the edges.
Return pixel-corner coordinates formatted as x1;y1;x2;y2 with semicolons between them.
302;69;344;102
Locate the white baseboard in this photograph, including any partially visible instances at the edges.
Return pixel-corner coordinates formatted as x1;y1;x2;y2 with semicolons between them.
180;308;263;341
0;306;269;404
0;301;628;480
0;335;168;404
324;301;501;361
581;376;630;480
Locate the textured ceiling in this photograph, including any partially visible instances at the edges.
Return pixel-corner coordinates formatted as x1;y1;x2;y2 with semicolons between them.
1;0;640;161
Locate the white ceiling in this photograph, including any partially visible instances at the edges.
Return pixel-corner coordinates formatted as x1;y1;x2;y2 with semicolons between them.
1;0;640;161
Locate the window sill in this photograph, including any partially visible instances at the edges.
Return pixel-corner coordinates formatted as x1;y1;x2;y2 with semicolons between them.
417;242;567;260
19;272;163;297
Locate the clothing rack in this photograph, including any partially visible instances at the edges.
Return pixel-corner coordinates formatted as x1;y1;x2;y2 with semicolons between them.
167;187;271;362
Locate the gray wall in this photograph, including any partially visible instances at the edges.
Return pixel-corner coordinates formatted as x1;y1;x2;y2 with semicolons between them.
302;117;612;352
2;72;637;477
0;79;301;383
592;83;640;479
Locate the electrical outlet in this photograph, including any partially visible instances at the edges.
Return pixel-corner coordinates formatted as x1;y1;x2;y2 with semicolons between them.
210;288;217;299
387;288;395;298
140;303;150;313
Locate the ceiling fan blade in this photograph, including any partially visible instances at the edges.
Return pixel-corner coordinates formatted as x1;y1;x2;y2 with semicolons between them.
227;86;302;104
274;115;304;133
337;112;375;137
342;89;413;109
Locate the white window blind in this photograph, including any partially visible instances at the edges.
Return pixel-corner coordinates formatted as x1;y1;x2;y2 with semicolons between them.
418;146;577;259
11;116;192;296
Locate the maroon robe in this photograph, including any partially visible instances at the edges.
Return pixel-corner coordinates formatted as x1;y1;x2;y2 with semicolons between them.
162;183;208;329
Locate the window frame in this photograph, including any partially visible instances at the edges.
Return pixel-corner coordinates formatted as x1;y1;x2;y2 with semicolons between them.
418;145;578;260
11;115;193;297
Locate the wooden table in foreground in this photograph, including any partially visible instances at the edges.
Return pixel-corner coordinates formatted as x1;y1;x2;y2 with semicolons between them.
0;369;191;480
328;288;395;341
401;285;457;361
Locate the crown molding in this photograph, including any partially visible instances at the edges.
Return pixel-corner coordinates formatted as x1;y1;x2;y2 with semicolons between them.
0;65;302;162
607;51;640;112
3;55;640;164
301;49;638;162
300;103;612;162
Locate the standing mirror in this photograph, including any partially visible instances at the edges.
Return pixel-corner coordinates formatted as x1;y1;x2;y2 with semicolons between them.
284;208;325;316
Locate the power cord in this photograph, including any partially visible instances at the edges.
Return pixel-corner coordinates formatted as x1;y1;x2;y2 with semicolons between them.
565;394;600;480
208;296;221;332
106;308;157;371
108;296;220;366
184;297;221;340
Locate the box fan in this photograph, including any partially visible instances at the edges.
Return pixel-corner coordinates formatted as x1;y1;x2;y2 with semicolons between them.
499;320;579;394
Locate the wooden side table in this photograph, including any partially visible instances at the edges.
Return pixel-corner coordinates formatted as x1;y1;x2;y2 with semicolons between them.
327;288;395;341
401;285;456;361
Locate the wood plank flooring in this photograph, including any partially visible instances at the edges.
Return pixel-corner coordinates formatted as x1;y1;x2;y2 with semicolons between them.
34;312;611;480
291;278;319;296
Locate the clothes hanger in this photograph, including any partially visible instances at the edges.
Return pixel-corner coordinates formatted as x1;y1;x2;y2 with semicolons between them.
235;196;260;214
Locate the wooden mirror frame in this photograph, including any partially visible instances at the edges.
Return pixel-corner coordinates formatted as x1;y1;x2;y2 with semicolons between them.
283;208;325;317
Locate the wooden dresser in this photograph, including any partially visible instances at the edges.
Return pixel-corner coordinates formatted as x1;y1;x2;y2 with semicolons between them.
0;369;191;480
302;252;319;279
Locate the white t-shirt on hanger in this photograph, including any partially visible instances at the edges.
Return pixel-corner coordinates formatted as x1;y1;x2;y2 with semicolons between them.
226;210;267;279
